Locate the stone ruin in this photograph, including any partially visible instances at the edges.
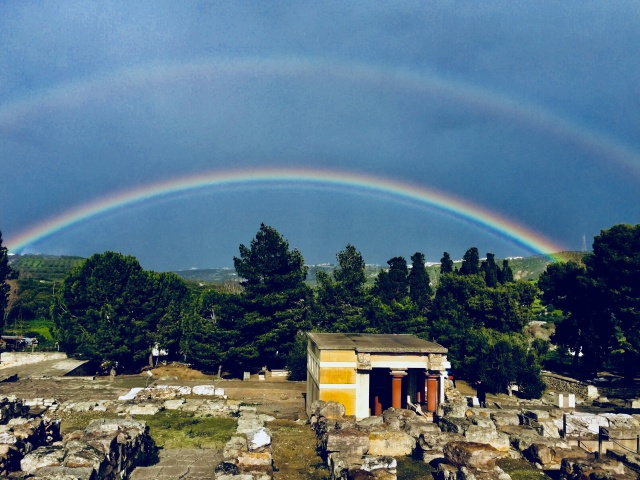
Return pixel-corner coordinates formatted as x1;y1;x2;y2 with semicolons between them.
0;395;156;479
215;405;275;480
20;418;155;479
308;384;640;480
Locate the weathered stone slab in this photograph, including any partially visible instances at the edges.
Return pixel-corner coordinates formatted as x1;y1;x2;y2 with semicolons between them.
163;399;185;410
368;430;414;457
443;441;504;469
247;427;271;451
118;388;144;401
326;428;370;458
490;411;520;430
192;385;216;396
128;405;162;416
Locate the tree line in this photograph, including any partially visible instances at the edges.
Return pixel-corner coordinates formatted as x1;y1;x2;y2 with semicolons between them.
2;223;638;397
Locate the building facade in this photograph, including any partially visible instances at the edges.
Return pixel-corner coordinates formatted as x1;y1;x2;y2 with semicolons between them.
306;332;449;420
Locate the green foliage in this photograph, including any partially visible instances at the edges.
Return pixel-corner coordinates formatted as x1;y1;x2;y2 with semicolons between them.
9;254;84;281
53;252;190;370
586;224;640;377
286;332;309;381
431;268;542;397
460;247;480;275
467;329;545;398
408;252;433;315
232;224;312;372
440;252;453;275
311;244;370;333
1;231;18;331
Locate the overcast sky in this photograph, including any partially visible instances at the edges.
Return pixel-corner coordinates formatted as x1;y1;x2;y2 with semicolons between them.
1;1;639;271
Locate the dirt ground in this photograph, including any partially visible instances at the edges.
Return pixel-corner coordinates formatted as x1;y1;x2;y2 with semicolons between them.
0;363;308;419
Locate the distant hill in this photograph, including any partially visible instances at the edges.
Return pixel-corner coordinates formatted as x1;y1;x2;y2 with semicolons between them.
8;254;85;281
9;251;588;285
173;251;588;285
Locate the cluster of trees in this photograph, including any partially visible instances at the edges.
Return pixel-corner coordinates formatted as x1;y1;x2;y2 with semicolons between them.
1;231;18;329
8;223;637;397
538;224;640;379
44;223;544;397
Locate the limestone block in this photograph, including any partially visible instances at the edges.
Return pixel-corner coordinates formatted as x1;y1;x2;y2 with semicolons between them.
118;387;144;401
522;410;549;421
28;465;97;479
438;396;468;418
357;416;384;430
62;443;103;470
237;415;265;434
20;445;65;472
471;416;496;430
490;412;520;430
214;388;225;396
439;417;471;434
360;455;397;472
246;427;271;451
163;399;185;410
128;405;162;416
325;428;370;457
418;431;465;451
443;441;504;469
602;413;640;428
403;417;440;439
193;385;216;396
368;430;414;456
236;450;273;475
382;408;415;430
239;405;257;413
0;433;18;444
464;424;497;444
562;412;608;435
223;435;247;460
537;419;561;439
318;401;347;419
523;442;566;469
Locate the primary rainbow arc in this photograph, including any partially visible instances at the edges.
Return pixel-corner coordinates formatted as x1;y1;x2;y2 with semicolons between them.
6;167;566;259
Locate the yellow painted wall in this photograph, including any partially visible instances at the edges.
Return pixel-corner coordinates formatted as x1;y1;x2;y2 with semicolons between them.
320;349;356;363
319;388;356;416
319;367;356;385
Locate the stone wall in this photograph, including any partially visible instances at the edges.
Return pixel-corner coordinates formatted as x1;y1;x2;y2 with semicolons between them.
0;398;61;477
20;417;155;479
0;352;68;368
216;406;275;479
542;373;599;400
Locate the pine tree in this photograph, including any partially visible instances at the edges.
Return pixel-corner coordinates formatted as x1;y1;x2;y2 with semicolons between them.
0;231;17;331
409;252;433;315
440;252;454;274
460;247;480;275
233;224;312;371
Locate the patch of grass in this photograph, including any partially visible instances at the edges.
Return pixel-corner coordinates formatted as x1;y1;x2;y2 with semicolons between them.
396;455;435;479
139;410;236;449
496;458;552;480
269;419;328;480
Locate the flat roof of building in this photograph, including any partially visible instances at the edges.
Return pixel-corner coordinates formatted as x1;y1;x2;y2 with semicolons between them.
307;332;447;354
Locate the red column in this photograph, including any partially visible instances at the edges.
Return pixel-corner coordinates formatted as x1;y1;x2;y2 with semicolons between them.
390;370;407;409
374;394;383;415
426;374;439;412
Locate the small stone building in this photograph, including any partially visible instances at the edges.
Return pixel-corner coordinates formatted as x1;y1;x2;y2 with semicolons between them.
306;332;449;420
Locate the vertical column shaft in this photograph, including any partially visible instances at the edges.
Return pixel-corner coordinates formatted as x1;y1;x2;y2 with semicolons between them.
390;370;407;409
426;374;439;412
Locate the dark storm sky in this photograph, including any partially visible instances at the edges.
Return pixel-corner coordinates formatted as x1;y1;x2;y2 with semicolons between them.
1;1;639;271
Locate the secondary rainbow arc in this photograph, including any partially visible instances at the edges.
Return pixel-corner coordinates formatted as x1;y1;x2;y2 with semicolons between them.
6;168;566;259
1;57;639;180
